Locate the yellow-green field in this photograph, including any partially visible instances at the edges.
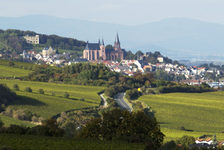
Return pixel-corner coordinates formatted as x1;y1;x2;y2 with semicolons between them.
0;65;31;78
139;92;224;141
0;80;104;126
0;114;34;127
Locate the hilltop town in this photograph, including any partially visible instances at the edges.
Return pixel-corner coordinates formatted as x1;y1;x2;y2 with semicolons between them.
0;30;223;88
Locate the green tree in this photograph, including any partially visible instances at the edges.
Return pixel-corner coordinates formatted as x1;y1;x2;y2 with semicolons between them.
80;109;164;147
13;84;19;91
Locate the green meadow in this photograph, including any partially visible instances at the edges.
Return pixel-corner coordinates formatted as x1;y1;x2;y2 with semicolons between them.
0;134;144;150
139;92;224;141
0;80;104;125
0;65;31;78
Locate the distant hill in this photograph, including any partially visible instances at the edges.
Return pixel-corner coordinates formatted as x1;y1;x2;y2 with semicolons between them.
1;15;224;60
0;29;86;54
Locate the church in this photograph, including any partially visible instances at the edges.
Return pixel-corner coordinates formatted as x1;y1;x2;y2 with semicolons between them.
83;34;124;61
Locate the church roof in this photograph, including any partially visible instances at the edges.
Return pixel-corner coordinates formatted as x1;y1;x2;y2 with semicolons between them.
85;43;100;50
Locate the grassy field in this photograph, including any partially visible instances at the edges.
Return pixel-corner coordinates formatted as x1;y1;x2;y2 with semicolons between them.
139;92;224;141
0;80;104;125
0;65;31;78
0;114;34;127
0;134;144;150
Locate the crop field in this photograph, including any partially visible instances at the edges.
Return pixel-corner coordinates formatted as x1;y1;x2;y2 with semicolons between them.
0;80;104;120
0;134;144;150
139;92;224;140
0;65;31;78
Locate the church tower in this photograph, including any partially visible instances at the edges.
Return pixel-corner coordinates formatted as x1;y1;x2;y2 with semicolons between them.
100;39;106;60
114;33;121;51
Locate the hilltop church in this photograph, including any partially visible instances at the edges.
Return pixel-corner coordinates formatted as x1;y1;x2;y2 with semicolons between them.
83;34;124;61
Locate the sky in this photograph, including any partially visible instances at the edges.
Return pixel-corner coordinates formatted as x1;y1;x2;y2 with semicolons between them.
1;0;224;25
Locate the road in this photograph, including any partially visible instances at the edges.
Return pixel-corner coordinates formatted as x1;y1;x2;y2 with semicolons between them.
100;94;108;108
114;93;133;112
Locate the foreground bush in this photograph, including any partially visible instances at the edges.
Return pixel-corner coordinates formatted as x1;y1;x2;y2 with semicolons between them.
64;92;69;98
80;109;164;147
0;119;64;137
13;84;19;91
38;89;44;94
25;87;32;93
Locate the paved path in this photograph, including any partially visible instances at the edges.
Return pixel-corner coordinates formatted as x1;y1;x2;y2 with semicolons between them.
114;93;133;112
100;94;108;108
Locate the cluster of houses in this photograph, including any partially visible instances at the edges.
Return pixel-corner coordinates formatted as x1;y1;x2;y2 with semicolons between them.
14;34;224;87
21;46;81;66
96;57;224;87
189;135;224;149
20;47;224;87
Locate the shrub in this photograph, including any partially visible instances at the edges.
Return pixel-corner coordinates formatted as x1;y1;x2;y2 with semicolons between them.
160;140;178;150
25;87;32;92
51;92;55;96
125;89;141;100
38;89;44;94
13;84;19;91
64;92;69;98
176;135;195;148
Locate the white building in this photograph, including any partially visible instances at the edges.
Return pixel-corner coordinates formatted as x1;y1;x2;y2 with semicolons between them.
24;35;39;44
157;56;164;63
196;137;213;145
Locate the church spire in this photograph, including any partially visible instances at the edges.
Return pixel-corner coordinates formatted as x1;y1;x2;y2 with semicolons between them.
85;41;89;50
102;39;104;45
116;33;120;44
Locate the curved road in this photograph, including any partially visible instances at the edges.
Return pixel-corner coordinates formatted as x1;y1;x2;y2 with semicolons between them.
114;93;133;112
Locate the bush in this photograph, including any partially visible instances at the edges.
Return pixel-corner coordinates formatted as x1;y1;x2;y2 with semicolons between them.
51;92;55;96
125;89;141;100
38;89;44;94
64;92;69;98
176;135;195;148
25;87;32;92
160;140;178;150
13;84;19;91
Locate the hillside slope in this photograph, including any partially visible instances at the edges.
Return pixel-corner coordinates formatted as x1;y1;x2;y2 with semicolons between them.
139;92;224;140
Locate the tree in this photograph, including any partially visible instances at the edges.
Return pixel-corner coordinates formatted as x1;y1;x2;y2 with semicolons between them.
80;109;164;147
145;80;151;87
